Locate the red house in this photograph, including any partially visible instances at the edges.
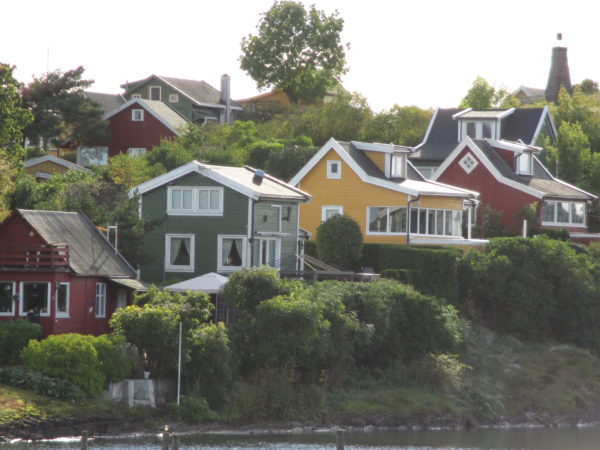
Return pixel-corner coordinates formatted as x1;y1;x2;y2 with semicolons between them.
432;136;597;238
75;97;189;166
0;209;146;336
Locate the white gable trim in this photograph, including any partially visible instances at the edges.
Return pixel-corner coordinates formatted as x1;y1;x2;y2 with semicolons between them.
432;136;546;199
531;105;558;145
103;98;186;136
487;139;541;153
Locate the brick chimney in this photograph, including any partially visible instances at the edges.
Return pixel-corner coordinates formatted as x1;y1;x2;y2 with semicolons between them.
545;34;572;103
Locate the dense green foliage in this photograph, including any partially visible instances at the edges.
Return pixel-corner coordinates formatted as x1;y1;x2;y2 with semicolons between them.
459;76;519;109
240;1;347;104
0;320;42;365
0;366;84;400
316;214;363;270
0;63;32;152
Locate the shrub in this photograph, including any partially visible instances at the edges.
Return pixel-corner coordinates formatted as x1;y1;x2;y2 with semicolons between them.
167;396;219;422
0;320;42;365
20;334;105;398
316;214;363;270
0;366;84;400
221;266;283;317
92;334;134;383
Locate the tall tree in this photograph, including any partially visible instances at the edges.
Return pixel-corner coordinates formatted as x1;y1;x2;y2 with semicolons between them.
0;63;32;155
364;105;431;146
240;1;347;104
459;76;517;109
21;66;109;150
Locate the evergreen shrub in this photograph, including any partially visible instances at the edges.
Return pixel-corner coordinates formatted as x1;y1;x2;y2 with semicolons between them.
0;319;42;365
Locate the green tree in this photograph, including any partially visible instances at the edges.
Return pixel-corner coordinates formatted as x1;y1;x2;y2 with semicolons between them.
316;214;363;269
0;63;32;153
542;121;592;187
240;1;347;104
459;76;512;109
21;66;109;150
364;105;431;146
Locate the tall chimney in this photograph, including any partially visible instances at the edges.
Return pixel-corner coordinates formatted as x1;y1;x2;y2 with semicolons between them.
220;74;232;124
545;35;572;103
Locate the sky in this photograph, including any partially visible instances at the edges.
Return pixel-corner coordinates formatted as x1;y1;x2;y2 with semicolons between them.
2;0;599;113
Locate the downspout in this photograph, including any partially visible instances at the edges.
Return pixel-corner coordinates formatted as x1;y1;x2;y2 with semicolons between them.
406;195;420;246
249;199;257;267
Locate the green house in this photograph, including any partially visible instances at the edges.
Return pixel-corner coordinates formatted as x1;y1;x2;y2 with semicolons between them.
130;162;311;284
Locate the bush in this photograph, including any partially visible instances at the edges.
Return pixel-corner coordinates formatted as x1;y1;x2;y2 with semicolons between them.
167;396;219;422
221;266;283;317
316;214;363;270
20;334;105;398
0;366;84;400
92;334;134;383
0;320;42;365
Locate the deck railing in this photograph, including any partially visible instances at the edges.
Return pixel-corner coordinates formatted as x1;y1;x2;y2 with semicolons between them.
0;244;69;268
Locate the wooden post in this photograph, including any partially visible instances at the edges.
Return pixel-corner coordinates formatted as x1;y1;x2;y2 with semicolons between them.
336;430;345;450
80;430;88;450
172;434;180;450
161;427;171;450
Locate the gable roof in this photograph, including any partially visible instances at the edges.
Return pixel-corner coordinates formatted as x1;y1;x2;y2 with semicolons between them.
130;162;311;202
432;137;596;201
84;91;126;114
15;209;137;277
412;106;556;163
289;137;477;199
121;75;242;110
104;98;189;135
24;155;88;172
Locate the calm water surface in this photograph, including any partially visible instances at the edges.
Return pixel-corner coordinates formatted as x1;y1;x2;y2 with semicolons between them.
6;427;600;449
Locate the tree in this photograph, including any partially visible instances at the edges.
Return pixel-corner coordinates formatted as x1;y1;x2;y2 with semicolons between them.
21;66;109;150
240;1;347;104
459;76;515;109
543;121;592;187
0;63;32;153
316;214;363;269
364;105;431;146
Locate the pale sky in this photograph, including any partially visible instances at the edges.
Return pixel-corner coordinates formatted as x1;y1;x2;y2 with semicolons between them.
2;0;599;112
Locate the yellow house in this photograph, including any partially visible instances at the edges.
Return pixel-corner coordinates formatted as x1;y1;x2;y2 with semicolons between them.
289;138;485;247
24;155;89;181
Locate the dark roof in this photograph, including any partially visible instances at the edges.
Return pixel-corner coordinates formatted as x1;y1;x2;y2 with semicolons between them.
412;108;549;163
122;75;242;109
475;140;592;200
84;92;126;114
17;209;136;277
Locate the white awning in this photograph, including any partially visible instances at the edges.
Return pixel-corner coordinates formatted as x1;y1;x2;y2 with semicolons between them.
164;272;229;294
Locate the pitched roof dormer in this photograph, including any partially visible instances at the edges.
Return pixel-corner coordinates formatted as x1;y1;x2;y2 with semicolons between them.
349;141;412;179
453;108;515;141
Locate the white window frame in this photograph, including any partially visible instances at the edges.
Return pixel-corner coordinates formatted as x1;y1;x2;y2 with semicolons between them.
217;235;248;272
55;282;70;318
0;281;15;316
253;237;281;268
322;205;343;222
409;207;463;237
516;152;533;175
416;166;437;179
367;206;408;235
131;93;142;99
459;152;479;174
169;93;179;103
541;201;586;227
19;281;51;317
77;146;108;166
391;154;406;178
167;186;224;216
132;109;144;121
165;234;195;272
462;120;496;140
327;160;342;179
95;283;106;318
127;147;147;157
149;85;162;101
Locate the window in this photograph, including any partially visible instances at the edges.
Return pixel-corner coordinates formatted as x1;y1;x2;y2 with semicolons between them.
368;207;407;233
165;234;195;272
149;86;161;101
218;235;248;272
253;238;280;268
20;282;50;317
408;208;462;237
459;152;479;174
322;206;343;222
77;146;108;166
132;109;144;121
167;186;223;215
327;160;341;179
416;166;436;179
463;120;495;139
128;147;147;157
169;93;179;103
117;289;127;309
391;155;406;178
56;283;69;317
541;201;585;226
516;152;533;175
95;283;106;318
0;282;15;316
131;93;142;99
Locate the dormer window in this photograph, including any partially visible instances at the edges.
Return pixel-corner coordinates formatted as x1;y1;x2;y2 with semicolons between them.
464;120;495;139
391;154;406;178
516;152;533;175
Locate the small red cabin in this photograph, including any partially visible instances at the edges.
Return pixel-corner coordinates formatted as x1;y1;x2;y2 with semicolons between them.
0;209;146;336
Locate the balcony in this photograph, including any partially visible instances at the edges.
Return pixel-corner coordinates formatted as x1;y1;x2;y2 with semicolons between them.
0;244;69;269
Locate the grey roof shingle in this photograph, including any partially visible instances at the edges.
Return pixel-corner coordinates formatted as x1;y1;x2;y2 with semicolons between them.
84;92;126;114
138;99;189;132
18;209;136;277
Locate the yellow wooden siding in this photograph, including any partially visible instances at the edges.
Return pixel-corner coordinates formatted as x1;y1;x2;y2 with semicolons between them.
362;151;386;173
416;196;464;210
25;161;69;176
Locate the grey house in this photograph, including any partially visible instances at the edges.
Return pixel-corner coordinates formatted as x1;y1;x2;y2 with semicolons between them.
129;162;311;284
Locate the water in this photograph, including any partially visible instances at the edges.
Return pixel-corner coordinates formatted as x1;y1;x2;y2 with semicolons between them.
5;426;600;449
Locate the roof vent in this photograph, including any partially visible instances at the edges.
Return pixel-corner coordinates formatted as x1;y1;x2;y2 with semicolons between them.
253;169;265;185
